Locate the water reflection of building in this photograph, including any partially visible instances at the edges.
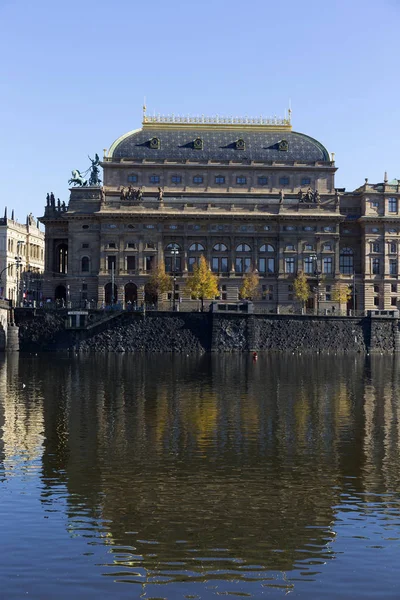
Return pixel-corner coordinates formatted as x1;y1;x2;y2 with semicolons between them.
363;356;400;496
36;355;364;573
0;355;45;474
12;353;397;584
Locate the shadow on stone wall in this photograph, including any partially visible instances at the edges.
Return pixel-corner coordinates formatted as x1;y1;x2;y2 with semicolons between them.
14;310;400;354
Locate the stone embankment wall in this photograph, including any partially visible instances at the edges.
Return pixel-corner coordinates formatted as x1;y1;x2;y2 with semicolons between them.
14;310;400;353
78;313;209;353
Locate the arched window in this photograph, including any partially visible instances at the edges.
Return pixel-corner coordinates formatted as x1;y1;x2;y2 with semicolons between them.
212;243;229;273
258;245;275;274
236;243;251;252
81;256;90;272
259;244;275;253
188;242;205;271
188;243;205;251
235;243;251;273
340;247;354;274
165;243;181;251
213;243;228;252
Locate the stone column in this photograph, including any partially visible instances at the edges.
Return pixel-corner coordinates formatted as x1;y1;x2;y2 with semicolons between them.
7;323;19;352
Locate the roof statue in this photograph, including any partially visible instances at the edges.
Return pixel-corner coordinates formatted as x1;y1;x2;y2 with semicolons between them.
88;154;101;186
68;153;102;187
69;169;88;187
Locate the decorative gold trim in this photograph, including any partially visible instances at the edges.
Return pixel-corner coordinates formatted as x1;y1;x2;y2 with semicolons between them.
142;113;292;131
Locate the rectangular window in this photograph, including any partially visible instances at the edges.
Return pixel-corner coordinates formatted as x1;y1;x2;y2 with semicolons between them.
390;242;397;254
391;297;398;306
171;175;182;184
126;242;136;249
145;255;155;272
165;256;182;272
323;257;333;274
258;176;268;185
235;257;251;273
236;176;247;185
211;257;228;273
389;198;398;213
258;258;266;273
188;257;197;272
372;242;380;253
304;257;314;274
374;285;380;293
301;178;311;185
107;242;116;249
128;174;138;183
340;255;353;274
193;176;203;184
390;259;398;275
107;256;116;271
374;296;379;307
126;256;136;272
372;258;380;274
392;284;398;293
149;175;160;184
212;257;219;273
285;257;295;273
82;243;89;249
267;258;275;273
325;293;331;301
215;176;225;184
279;177;289;186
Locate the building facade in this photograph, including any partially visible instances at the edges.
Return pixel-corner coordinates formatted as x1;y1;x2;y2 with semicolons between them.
0;211;45;305
39;111;400;312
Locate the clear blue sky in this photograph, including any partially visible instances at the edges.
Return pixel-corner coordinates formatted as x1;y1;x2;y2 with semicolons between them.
1;0;399;222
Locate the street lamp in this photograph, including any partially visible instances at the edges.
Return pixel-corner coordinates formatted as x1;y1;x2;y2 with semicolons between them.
310;254;321;313
170;244;179;311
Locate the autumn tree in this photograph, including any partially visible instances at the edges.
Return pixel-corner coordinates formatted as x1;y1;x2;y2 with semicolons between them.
333;283;352;306
293;271;310;311
185;255;219;311
239;269;260;300
147;260;172;298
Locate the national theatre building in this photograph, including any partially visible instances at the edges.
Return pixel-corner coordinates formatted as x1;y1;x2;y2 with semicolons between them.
40;110;400;312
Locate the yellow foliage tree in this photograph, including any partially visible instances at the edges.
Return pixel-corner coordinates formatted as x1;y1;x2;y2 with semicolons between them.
333;283;352;305
147;260;172;297
185;255;219;311
293;271;310;309
239;270;260;300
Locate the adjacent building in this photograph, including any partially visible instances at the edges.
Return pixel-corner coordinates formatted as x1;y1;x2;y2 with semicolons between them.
39;110;400;312
0;211;45;304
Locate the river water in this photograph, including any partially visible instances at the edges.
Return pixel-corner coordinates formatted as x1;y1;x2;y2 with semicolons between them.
1;353;400;599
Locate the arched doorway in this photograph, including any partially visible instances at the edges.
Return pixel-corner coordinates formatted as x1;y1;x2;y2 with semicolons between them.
104;282;118;305
144;282;158;306
125;282;137;305
55;285;66;301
